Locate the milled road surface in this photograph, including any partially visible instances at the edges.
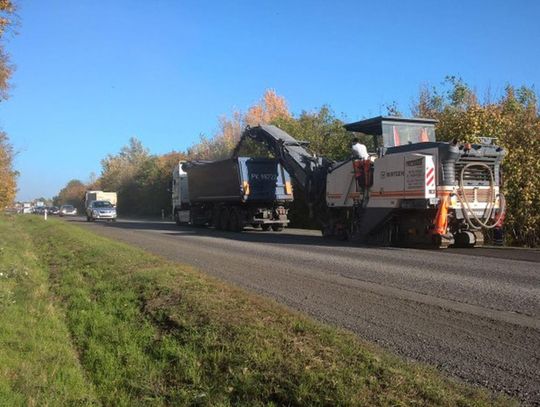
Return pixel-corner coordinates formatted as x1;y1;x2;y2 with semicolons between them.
69;218;540;405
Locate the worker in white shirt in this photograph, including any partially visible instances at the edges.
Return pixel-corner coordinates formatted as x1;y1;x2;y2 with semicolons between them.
351;137;369;160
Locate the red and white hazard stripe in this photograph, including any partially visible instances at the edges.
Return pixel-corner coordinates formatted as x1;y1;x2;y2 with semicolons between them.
426;167;435;187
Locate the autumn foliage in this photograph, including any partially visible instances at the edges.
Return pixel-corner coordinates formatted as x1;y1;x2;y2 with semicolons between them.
54;142;187;216
0;1;15;207
0;0;14;101
188;90;290;160
0;131;17;207
410;78;540;246
53;180;87;213
53;91;288;214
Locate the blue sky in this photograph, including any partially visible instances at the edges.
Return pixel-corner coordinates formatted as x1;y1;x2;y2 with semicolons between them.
1;0;539;201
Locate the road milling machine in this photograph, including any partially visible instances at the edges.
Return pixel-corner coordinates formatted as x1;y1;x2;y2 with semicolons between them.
232;116;505;248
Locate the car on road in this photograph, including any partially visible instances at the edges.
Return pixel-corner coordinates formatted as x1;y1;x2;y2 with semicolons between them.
59;205;77;217
48;206;60;215
86;200;117;222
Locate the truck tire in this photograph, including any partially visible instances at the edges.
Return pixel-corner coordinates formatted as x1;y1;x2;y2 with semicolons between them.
229;210;243;233
271;224;284;232
212;208;221;229
219;209;229;231
261;224;271;231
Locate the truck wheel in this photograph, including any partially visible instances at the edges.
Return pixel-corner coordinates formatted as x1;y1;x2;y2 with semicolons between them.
271;224;284;232
229;210;243;233
321;226;333;239
251;223;261;229
261;224;271;231
213;209;221;229
219;209;229;230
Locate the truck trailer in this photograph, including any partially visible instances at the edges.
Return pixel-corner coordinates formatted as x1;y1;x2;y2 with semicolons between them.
172;157;294;232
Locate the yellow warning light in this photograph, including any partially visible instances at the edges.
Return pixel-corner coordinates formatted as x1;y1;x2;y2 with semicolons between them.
285;181;293;195
243;181;250;195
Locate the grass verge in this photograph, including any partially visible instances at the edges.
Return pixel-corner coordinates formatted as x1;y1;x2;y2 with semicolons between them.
0;215;98;406
0;215;514;406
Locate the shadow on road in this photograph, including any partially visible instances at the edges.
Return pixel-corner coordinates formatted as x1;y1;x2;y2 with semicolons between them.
66;218;369;249
65;217;540;262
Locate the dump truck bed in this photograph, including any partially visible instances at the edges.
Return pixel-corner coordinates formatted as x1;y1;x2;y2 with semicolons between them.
183;157;293;204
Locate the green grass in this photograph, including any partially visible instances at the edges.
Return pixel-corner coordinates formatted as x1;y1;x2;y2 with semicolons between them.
0;215;98;406
0;215;515;406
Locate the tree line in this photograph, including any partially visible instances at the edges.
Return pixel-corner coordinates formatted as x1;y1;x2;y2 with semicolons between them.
414;77;540;246
54;83;540;246
53;90;289;215
0;2;536;245
0;1;16;209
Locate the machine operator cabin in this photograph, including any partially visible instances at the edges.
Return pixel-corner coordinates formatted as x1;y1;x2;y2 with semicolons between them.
344;116;438;152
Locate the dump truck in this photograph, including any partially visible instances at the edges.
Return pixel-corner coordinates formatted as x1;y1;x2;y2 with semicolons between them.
233;117;505;248
172;157;293;231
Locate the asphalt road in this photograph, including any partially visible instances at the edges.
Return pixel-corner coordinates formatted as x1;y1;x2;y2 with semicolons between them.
68;217;540;405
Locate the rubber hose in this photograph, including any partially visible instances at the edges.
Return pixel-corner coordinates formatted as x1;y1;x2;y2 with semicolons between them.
457;162;505;229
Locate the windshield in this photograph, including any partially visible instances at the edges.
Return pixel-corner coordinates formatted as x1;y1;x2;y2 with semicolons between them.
62;205;74;210
93;201;113;208
381;123;435;147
